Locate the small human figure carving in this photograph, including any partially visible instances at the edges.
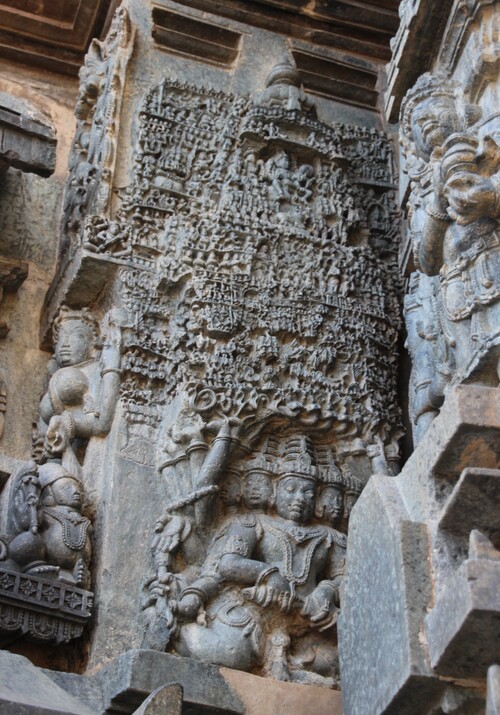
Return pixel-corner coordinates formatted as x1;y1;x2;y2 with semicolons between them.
1;460;92;587
37;306;123;463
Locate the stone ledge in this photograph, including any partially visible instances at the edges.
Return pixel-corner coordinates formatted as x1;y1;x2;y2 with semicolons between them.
45;649;343;715
426;559;500;679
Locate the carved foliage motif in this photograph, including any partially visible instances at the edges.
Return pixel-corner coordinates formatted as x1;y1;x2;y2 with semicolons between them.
62;7;134;247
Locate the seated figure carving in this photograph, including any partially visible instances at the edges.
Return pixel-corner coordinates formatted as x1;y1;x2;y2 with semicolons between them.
173;446;346;687
1;460;92;587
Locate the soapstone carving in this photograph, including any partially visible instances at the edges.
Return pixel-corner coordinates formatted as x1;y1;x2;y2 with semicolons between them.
0;459;93;643
62;7;134;252
62;57;402;679
145;436;354;687
401;72;500;442
36;306;123;465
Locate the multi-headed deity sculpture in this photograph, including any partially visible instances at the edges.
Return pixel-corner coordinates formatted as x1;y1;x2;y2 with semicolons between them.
144;436;361;688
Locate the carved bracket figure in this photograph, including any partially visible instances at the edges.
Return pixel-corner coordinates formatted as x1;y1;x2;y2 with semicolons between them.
0;460;93;644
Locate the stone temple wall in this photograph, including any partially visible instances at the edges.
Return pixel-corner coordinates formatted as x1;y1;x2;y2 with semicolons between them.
340;2;500;714
0;1;497;714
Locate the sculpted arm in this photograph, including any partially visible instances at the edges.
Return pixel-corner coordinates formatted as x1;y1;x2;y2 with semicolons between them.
419;158;449;275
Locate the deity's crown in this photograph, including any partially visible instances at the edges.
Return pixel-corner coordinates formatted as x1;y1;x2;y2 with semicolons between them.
399;71;457;154
224;465;242;481
278;452;318;482
38;460;81;489
314;446;342;486
318;462;344;487
53;305;99;345
245;453;277;478
343;470;364;496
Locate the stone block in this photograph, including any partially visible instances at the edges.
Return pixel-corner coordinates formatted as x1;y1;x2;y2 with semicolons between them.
426;559;500;678
131;684;183;715
338;476;443;715
487;665;500;715
0;650;93;715
437;467;500;537
45;649;343;715
397;385;500;524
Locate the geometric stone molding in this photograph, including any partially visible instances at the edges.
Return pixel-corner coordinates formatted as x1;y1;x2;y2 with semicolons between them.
339;385;499;714
45;648;343;715
0;650;94;715
437;0;500;102
425;558;500;679
0;96;56;177
0;0;118;76
384;0;454;121
0;567;92;644
386;0;500;120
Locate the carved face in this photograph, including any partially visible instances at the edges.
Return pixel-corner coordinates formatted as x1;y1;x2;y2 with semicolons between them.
55;320;94;367
242;472;273;511
48;477;83;510
344;491;358;518
276;476;316;524
410;95;459;158
220;474;241;509
316;485;344;524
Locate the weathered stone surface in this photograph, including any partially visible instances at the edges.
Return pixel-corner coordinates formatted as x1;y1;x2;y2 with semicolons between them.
487;664;500;715
47;649;245;714
437;467;500;537
131;684;183;715
0;95;56;177
397;385;500;524
338;475;441;715
385;0;453;120
339;383;500;714
45;648;341;714
0;650;93;715
426;558;500;678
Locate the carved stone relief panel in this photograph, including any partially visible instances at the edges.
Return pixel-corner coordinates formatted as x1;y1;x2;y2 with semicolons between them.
60;60;403;685
0;459;93;644
26;22;402;673
61;7;135;256
0;302;125;643
401;71;500;444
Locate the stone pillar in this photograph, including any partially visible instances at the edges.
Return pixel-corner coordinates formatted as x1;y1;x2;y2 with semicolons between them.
339;2;500;713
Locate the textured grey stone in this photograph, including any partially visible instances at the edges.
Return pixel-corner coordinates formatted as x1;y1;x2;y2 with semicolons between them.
438;468;500;537
0;650;93;715
487;665;500;715
426;559;500;678
338;476;443;715
131;684;183;715
46;649;244;714
0;94;56;177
